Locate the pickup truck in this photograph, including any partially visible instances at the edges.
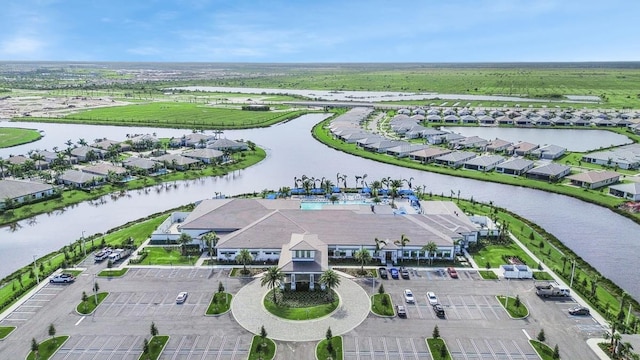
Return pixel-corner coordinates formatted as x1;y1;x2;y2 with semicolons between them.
536;285;570;298
107;248;133;262
94;248;112;262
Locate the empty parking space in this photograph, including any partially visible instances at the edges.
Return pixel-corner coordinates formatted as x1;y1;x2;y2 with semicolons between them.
95;291;210;318
160;334;251;359
449;337;539;360
52;335;143;360
0;284;66;326
343;336;431;360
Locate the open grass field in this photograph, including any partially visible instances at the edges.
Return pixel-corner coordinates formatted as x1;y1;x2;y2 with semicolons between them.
18;102;310;129
205;65;640;109
0;127;42;148
142;247;197;265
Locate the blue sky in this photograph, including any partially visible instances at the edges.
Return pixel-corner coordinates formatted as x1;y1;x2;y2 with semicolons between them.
0;0;638;62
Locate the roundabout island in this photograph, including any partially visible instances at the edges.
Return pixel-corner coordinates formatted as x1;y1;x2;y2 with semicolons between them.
231;274;370;342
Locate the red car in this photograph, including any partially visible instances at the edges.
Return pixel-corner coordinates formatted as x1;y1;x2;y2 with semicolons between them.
447;267;458;278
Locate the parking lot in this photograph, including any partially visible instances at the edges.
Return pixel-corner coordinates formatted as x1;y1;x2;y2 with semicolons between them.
0;265;604;359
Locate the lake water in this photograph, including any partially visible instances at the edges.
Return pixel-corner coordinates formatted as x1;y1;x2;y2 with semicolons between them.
444;127;632;152
1;115;640;301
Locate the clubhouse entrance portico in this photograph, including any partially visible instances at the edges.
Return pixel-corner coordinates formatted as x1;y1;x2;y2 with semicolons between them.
278;233;328;291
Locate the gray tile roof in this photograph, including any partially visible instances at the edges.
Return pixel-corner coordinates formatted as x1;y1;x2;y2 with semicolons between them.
0;179;54;200
497;158;534;171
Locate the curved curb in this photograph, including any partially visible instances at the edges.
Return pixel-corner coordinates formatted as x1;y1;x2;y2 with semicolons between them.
232;276;370;342
261;289;341;322
204;293;233;317
495;295;529;320
0;326;16;341
369;294;396;318
74;293;110;316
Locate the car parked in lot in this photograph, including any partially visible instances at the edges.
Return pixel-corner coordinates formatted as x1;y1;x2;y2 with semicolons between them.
378;267;388;279
49;273;75;283
176;291;188;304
568;306;590;316
396;304;407;318
427;291;438;305
400;267;410;279
404;289;415;303
447;267;458;278
389;268;399;279
433;303;445;317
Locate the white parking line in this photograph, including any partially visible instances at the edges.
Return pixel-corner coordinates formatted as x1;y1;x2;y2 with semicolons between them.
455;338;470;360
522;328;531;340
75;316;85;326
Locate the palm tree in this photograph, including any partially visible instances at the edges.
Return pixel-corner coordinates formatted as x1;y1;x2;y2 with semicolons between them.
201;231;219;263
354;248;372;274
421;241;438;265
261;266;284;303
373;237;385;258
389;179;403;207
320;269;341;301
370;180;382;197
403;177;414;189
302;178;313;196
0;157;7;179
77;138;88;146
177;233;192;256
30;152;45;171
394;234;410;263
236;249;253;275
321;179;334;197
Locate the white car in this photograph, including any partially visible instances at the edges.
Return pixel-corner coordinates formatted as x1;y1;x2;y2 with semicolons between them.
176;291;188;304
427;291;438;305
404;289;415;303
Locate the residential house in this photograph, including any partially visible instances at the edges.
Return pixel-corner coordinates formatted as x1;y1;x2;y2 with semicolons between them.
581;144;640;170
408;148;453;164
450;136;488;150
495;158;535;176
386;144;429;158
0;179;56;209
486;138;512;153
609;183;640;201
57;169;102;188
566;171;620;189
153;154;200;170
462;155;505;172
122;157;162;175
434;151;477;168
182;148;225;164
507;142;539;156
207;138;248;151
70;146;105;162
525;163;571;181
530;145;566;160
129;134;159;150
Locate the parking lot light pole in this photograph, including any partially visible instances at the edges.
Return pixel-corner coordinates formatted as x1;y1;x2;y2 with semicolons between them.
33;255;39;284
505;278;510;309
93;273;97;304
570;259;576;288
82;230;87;257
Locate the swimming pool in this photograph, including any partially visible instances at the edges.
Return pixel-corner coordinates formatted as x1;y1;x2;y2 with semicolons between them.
300;200;370;210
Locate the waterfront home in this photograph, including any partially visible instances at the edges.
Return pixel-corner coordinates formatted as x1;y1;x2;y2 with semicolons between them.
486;138;512;153
122;157;162;175
495;158;535;176
70;146;105;162
566;171;620;189
581;144;640;170
450;136;489;150
0;179;56;209
92;139;131;152
434;151;477;168
408;148;453;164
507;142;539;156
82;163;128;178
182;148;225;164
530;144;566;160
525;163;571;181
463;155;505;172
609;183;640;201
57;169;102;189
153;154;200;170
386;144;429;158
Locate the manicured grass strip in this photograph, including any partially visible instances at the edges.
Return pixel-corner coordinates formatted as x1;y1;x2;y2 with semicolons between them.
0;326;16;339
206;292;232;315
76;292;108;315
371;293;394;316
472;243;537;269
426;338;451;360
478;270;498;280
142;247;197;265
496;296;529;319
140;335;169;360
27;336;69;360
529;340;556;360
248;336;276;360
532;271;554;281
0;127;42;148
316;336;343;360
98;268;129;277
263;290;339;320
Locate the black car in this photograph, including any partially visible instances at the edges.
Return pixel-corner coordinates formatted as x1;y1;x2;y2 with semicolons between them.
378;267;388;279
400;267;410;279
568;306;590;316
433;303;445;318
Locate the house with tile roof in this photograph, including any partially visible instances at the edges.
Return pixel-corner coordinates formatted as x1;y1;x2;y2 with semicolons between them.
566;171;620;189
609;183;640;201
463;155;505;172
0;179;56;209
525;163;571;182
495;158;535;176
531;144;566;160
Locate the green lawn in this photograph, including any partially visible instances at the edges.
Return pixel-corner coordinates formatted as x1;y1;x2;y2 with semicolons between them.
496;296;529;319
76;292;108;315
529;340;556;360
317;336;343;360
0;326;15;339
472;243;537;269
139;335;169;360
263;290;339;320
0;127;42;148
478;271;498;280
142;247;197;265
371;294;395;316
98;268;129;277
206;292;232;315
20;103;310;129
426;338;451;360
248;336;276;360
532;272;554;281
27;336;69;360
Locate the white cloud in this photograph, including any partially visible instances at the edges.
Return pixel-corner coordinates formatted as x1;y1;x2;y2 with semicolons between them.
0;36;45;56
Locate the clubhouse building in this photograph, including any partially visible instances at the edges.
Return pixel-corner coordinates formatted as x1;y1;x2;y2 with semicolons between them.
152;198;488;288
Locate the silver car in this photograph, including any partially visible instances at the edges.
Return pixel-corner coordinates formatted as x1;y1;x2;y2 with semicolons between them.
176;291;188;304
